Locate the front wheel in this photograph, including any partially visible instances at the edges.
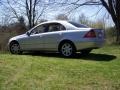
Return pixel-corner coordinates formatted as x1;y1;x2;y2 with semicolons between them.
60;42;75;57
9;42;22;54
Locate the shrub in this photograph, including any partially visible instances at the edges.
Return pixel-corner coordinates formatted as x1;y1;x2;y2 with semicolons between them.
0;23;27;51
105;27;116;44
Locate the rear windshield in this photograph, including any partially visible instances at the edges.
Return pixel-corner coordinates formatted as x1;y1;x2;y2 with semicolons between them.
69;21;88;28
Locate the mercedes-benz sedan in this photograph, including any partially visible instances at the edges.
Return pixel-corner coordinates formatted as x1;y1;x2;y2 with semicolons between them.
8;20;105;57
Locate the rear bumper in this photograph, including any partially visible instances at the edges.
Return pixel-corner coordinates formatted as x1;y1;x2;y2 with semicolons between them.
75;40;105;51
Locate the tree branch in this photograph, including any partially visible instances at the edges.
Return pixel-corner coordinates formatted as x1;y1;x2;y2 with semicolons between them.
6;0;19;19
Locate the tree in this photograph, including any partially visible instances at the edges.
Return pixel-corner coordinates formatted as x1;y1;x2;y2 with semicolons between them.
100;0;120;44
1;0;47;29
56;14;68;20
92;19;105;29
39;19;47;23
18;16;25;25
26;0;39;28
18;16;27;33
78;14;90;25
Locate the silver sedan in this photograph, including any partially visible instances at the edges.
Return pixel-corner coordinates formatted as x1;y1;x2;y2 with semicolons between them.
8;20;105;57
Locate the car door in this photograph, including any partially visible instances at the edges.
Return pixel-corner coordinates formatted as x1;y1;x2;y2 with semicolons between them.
43;23;66;51
20;24;45;51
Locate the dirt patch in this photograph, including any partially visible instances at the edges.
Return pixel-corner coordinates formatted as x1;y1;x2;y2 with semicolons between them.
0;61;3;63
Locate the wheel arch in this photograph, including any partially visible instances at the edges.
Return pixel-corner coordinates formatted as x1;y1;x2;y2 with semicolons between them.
58;39;76;52
9;40;21;50
9;40;19;46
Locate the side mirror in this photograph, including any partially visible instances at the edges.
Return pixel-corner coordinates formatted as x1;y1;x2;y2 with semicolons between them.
26;32;30;36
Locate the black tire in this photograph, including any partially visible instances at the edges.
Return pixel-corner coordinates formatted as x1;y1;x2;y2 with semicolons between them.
9;42;22;54
80;49;92;55
59;42;75;57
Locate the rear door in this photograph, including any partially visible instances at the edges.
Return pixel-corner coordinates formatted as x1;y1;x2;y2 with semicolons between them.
43;23;66;51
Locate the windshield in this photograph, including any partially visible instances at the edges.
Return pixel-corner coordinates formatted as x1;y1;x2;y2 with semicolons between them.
69;22;89;28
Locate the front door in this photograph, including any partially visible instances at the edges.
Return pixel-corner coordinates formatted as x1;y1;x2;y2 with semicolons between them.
20;24;45;51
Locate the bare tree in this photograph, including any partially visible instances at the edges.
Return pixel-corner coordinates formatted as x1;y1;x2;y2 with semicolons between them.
26;0;38;28
100;0;120;44
39;19;47;23
56;14;68;20
78;14;90;25
1;0;48;29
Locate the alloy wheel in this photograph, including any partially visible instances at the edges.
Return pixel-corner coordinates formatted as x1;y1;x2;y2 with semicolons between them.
10;43;21;54
61;43;74;57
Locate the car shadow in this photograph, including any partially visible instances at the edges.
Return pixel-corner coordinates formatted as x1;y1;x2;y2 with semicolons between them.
23;52;116;61
76;53;116;61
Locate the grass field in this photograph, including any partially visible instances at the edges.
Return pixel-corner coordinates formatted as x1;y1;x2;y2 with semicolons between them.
0;45;120;90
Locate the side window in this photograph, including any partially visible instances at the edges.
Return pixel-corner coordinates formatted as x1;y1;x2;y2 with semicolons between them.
49;24;59;32
48;23;66;32
30;25;48;35
60;24;66;30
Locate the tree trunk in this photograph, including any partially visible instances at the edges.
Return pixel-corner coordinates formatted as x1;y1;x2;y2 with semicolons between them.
29;0;32;29
115;22;120;44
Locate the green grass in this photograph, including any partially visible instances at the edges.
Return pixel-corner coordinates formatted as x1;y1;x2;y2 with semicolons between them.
0;45;120;90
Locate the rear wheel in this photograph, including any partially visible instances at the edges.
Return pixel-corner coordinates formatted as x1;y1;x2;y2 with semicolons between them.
10;42;22;54
60;42;75;57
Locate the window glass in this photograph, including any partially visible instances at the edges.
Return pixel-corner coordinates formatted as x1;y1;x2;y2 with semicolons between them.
49;24;59;32
30;23;66;35
48;23;66;32
30;25;47;35
60;25;66;30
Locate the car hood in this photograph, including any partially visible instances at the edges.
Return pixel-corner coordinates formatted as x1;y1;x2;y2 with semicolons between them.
9;34;27;42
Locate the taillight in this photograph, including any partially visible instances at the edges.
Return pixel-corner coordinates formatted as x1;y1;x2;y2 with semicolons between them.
84;29;96;38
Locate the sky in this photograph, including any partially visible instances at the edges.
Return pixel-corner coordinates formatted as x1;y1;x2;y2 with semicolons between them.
44;5;114;27
39;0;114;27
0;0;114;27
